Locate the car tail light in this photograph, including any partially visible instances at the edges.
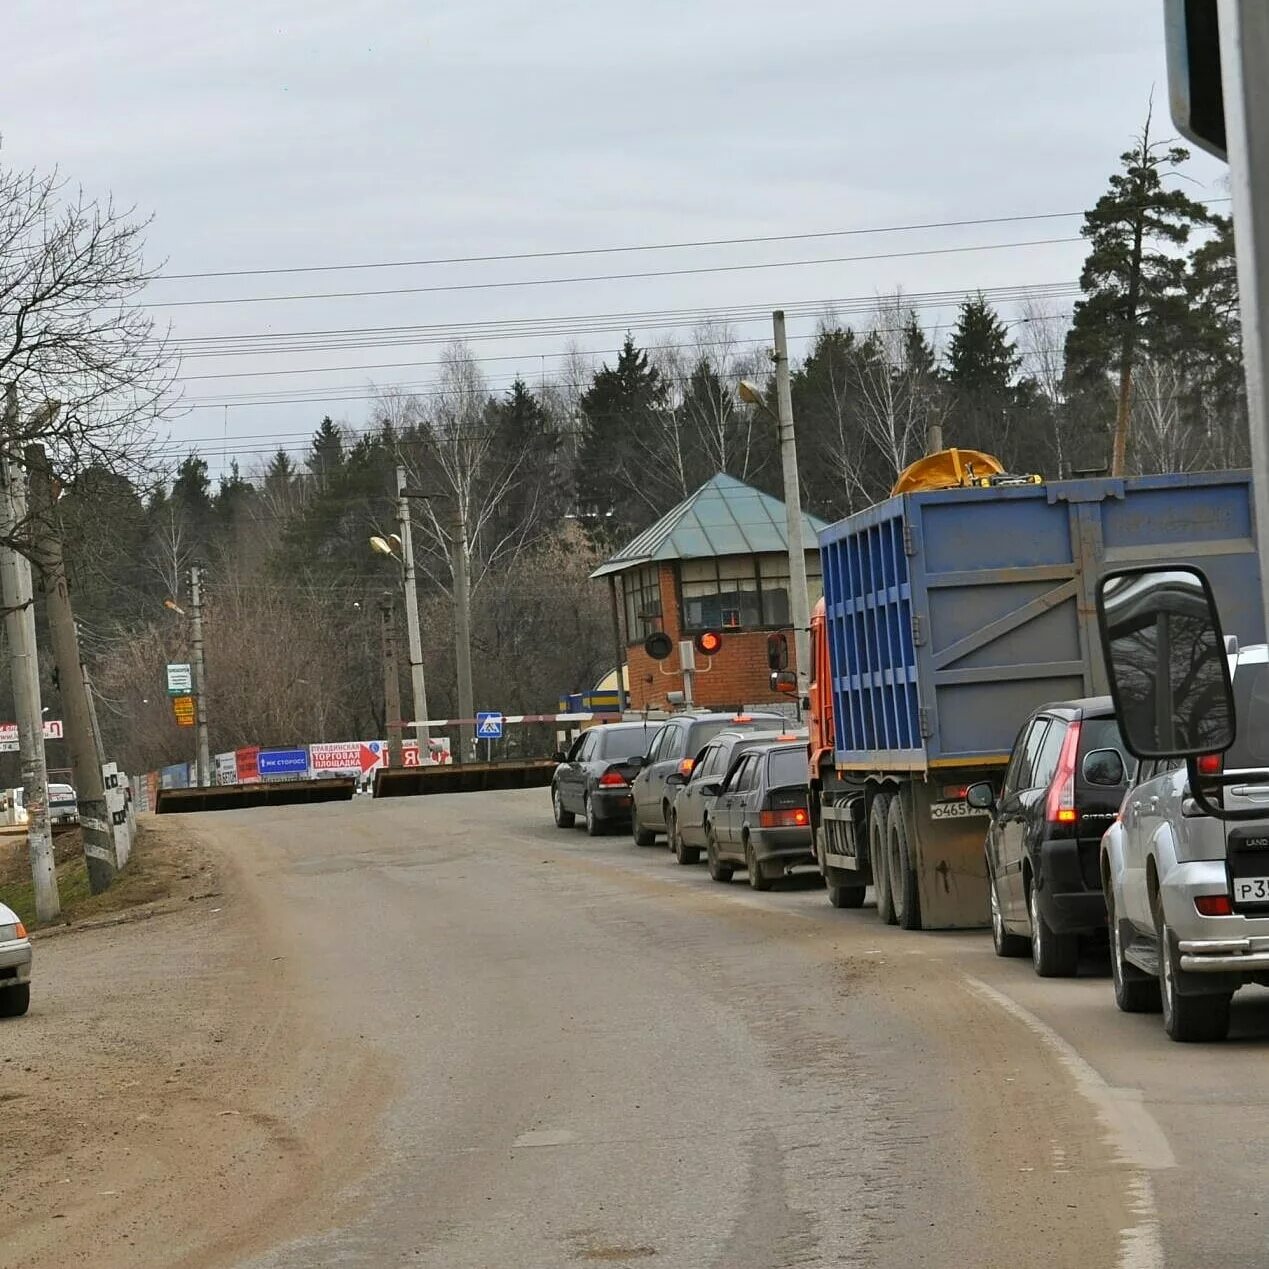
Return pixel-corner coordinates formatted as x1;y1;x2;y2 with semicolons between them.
598;769;628;788
1197;752;1224;776
678;757;695;777
1195;894;1233;916
1045;721;1081;825
759;807;809;828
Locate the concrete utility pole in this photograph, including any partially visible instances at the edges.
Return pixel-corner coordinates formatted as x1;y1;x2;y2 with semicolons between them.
189;565;211;788
381;592;404;767
0;397;57;921
447;501;476;764
1221;0;1269;644
396;465;429;744
26;443;115;893
607;576;627;714
772;310;814;699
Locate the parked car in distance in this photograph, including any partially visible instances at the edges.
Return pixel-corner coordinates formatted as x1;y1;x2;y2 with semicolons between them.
666;727;808;865
1102;637;1269;1042
968;697;1129;977
629;711;786;846
0;900;32;1017
552;721;661;836
704;740;814;890
48;783;78;826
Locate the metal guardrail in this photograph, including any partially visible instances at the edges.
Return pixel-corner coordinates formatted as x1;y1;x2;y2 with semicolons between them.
155;777;356;814
373;759;556;798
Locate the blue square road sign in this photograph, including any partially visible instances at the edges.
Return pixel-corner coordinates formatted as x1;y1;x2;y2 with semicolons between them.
476;712;504;740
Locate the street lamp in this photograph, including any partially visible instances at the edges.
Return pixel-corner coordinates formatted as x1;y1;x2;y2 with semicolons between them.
738;314;813;705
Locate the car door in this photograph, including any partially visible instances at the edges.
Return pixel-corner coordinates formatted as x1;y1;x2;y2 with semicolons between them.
559;732;590;811
679;744;721;846
998;719;1049;923
647;723;688;829
633;726;668;823
716;755;754;852
1121;759;1177;931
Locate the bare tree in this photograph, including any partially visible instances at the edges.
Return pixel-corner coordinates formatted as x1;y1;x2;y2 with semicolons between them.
1131;358;1207;475
0;160;177;484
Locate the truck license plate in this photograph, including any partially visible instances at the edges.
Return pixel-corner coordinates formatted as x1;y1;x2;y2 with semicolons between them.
930;800;988;821
1233;877;1269;905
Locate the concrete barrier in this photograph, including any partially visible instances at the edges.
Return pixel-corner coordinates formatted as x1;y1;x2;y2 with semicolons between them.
155;777;356;814
373;759;556;798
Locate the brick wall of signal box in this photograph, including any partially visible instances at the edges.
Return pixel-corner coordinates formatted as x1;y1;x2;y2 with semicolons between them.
624;562;787;712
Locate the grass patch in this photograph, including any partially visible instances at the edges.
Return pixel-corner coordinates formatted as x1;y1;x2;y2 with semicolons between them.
0;824;210;930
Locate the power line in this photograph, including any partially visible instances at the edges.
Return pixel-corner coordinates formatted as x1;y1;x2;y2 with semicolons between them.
144;237;1082;309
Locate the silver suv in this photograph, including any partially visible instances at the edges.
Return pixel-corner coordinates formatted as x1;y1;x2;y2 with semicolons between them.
1102;638;1269;1041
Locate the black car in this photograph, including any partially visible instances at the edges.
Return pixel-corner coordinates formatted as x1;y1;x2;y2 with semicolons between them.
704;741;814;891
629;710;786;846
967;697;1129;977
666;727;807;866
552;722;661;836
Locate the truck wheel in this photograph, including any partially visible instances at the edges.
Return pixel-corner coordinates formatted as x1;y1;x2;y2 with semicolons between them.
0;984;29;1017
745;834;773;892
1108;889;1160;1012
671;811;700;865
1029;881;1079;978
1159;916;1231;1042
552;785;575;829
869;794;896;925
990;869;1029;958
706;829;733;883
887;797;921;931
631;806;656;847
827;870;867;909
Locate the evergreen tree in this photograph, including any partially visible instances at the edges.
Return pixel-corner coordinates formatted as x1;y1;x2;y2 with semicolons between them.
1064;116;1211;474
307;416;345;487
486;378;563;548
575;334;668;539
945;295;1020;456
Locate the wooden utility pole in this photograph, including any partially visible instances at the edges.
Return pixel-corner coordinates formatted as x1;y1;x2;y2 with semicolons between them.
26;443;116;893
381;593;403;767
447;502;475;764
0;390;57;920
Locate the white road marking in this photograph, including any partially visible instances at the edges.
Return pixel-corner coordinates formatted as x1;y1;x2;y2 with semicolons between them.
966;977;1168;1269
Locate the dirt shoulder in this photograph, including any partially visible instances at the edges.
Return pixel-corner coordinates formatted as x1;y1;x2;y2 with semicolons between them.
0;816;390;1269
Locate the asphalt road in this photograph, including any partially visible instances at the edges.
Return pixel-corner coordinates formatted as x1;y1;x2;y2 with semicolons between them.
18;790;1269;1267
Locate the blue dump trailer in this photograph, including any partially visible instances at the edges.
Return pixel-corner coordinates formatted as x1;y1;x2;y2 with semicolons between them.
810;471;1264;930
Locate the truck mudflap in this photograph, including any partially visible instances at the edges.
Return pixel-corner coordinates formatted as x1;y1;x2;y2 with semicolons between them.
901;779;990;929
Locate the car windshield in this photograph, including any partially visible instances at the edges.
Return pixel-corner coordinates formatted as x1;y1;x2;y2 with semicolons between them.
1226;660;1269;770
766;747;808;788
599;728;656;761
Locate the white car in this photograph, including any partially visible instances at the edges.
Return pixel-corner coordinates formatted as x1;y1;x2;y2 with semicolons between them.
0;900;32;1017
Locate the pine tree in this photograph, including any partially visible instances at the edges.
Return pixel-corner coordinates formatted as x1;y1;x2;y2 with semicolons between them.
1064;114;1211;474
945;295;1020;456
307;416;344;486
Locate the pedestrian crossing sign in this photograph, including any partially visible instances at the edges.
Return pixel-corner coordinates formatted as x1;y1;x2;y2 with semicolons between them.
476;711;503;740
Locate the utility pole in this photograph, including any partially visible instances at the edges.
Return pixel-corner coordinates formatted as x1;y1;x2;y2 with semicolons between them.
189;565;211;788
0;394;57;921
26;443;115;893
395;465;429;750
772;310;813;700
607;575;627;715
81;661;105;761
447;501;476;764
380;592;403;767
1220;0;1269;644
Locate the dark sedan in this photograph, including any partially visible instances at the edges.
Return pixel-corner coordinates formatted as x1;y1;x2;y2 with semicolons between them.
551;722;661;836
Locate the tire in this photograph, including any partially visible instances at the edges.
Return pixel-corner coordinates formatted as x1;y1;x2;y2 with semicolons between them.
1108;888;1160;1013
887;796;921;931
1158;913;1231;1042
745;834;773;892
670;811;700;865
827;873;867;909
0;984;30;1018
990;867;1029;958
869;793;896;925
706;827;733;883
631;803;656;847
1029;880;1079;978
552;784;575;829
584;794;606;837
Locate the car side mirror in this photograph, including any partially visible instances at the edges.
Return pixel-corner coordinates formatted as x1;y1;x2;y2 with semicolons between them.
1096;564;1235;760
965;782;996;811
626;755;644;770
553;750;567;764
1082;748;1125;787
665;771;686;787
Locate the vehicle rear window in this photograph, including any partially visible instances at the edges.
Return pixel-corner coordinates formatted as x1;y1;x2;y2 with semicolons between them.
1226;661;1269;769
1076;718;1128;784
687;716;782;752
599;728;656;761
766;747;808;788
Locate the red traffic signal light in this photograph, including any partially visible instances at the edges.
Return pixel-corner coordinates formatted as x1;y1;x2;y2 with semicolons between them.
643;631;674;661
693;629;723;657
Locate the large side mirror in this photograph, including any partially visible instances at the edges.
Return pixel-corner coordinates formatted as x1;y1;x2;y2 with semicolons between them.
965;782;995;811
1096;565;1235;760
1082;748;1125;787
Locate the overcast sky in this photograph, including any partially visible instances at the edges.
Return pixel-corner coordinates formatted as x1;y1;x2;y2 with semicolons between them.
3;0;1227;479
